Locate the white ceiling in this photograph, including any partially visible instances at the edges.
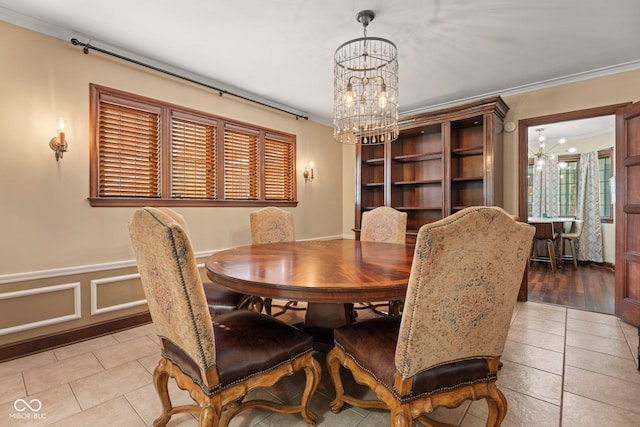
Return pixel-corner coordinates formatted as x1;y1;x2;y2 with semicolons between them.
2;0;640;129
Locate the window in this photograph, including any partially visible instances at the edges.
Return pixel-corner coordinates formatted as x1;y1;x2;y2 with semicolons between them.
527;162;534;218
265;133;295;200
89;84;297;207
528;152;613;222
557;157;578;217
96;97;161;198
598;149;614;222
170;112;218;200
527;155;579;217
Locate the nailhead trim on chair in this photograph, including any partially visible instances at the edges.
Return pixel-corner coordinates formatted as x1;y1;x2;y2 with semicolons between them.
336;342;497;403
148;208;213;369
162;346;314;397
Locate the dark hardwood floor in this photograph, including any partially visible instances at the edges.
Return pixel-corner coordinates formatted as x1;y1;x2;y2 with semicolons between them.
527;261;615;314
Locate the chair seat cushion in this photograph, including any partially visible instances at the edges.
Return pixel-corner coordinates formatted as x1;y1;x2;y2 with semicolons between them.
162;310;313;393
335;316;400;392
334;316;494;400
202;282;244;315
214;310;313;386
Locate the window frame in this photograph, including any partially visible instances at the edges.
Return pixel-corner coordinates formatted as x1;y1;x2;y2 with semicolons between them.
89;84;297;207
557;154;579;218
598;148;614;223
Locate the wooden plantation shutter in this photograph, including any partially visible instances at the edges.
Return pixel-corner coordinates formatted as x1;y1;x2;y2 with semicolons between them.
264;133;294;200
98;99;160;197
223;125;259;200
90;84;297;207
171;114;217;199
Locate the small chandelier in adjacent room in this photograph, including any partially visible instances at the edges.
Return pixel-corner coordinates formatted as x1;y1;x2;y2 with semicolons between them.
334;10;399;145
530;128;567;169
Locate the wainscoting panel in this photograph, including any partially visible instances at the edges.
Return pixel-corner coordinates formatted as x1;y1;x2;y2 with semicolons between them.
0;282;81;336
91;273;146;316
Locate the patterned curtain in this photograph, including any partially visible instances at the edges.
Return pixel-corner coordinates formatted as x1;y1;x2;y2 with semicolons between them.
576;152;603;262
532;156;559;218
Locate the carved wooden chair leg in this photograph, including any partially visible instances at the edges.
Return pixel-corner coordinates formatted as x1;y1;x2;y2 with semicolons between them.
198;403;218;427
390;406;411;427
300;357;322;426
326;347;346;413
152;358;172;426
482;386;507;427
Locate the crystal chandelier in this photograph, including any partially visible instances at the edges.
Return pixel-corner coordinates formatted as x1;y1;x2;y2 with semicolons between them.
334;10;399;145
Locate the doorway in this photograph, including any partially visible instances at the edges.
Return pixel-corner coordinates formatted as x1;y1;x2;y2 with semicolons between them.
518;103;629;314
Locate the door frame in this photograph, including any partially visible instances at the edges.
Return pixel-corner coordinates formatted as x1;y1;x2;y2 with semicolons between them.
615;101;640;327
517;103;631;301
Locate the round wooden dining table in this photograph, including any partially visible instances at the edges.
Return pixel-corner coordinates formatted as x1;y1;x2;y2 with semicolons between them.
205;239;415;346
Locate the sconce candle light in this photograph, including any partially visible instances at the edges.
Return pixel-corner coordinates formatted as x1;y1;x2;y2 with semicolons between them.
303;162;314;183
49;119;68;161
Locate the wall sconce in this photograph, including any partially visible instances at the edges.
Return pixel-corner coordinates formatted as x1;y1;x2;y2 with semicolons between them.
49;119;68;161
303;162;314;183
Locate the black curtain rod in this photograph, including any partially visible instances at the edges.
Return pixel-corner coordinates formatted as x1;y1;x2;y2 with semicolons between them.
70;38;308;121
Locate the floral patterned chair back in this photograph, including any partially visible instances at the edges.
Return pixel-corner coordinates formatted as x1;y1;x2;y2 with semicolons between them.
129;207;217;385
250;207;295;244
396;206;535;377
360;206;407;244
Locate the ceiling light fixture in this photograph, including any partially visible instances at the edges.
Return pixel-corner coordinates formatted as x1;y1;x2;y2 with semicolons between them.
333;10;399;145
529;128;567;169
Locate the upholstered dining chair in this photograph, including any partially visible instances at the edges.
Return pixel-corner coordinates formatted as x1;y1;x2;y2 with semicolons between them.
327;206;535;427
250;206;297;315
360;206;408;315
156;208;261;315
129;207;321;427
562;219;584;268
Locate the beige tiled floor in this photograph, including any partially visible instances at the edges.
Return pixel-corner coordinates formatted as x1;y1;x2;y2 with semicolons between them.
1;301;638;427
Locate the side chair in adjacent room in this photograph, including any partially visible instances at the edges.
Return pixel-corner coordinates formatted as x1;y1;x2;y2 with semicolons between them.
562;219;584;268
530;221;559;272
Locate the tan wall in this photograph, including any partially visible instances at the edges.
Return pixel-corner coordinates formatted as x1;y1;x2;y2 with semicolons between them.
0;22;343;345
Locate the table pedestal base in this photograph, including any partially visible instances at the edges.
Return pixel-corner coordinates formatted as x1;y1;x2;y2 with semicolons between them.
302;303;356;351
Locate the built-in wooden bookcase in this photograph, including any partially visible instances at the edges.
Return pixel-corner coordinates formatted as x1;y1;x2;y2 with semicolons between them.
390;123;445;232
355;97;508;242
450;116;486;212
358;143;386;211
